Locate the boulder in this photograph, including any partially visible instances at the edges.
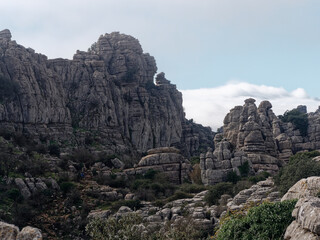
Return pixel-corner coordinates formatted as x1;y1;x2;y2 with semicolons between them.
281;177;320;201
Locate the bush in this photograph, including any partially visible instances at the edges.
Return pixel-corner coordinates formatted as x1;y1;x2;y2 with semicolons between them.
274;151;320;195
205;182;234;206
130;172;175;201
226;171;241;184
70;148;95;167
60;182;76;195
166;191;193;202
238;161;250;177
214;200;297;240
279;109;309;136
49;144;60;157
7;188;22;202
179;183;206;194
86;213;143;240
248;171;270;183
190;156;200;165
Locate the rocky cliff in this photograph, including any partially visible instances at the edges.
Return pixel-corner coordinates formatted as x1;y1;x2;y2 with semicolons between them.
0;29;213;162
201;98;320;185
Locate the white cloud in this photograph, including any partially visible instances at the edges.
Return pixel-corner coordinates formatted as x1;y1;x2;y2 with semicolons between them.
181;82;320;130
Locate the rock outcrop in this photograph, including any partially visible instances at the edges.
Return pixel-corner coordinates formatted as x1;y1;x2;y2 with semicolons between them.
131;147;192;184
0;29;213;162
12;177;59;199
227;178;281;211
201;98;320;185
0;221;42;240
282;177;320;240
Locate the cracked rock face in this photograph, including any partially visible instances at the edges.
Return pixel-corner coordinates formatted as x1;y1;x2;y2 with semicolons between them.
0;29;213;159
282;177;320;240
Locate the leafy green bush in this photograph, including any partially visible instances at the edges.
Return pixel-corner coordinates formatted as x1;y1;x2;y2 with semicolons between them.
178;183;207;194
166;191;193;202
205;182;234;206
279;109;309;136
238;161;250;177
190;156;200;165
214;200;297;240
226;171;241;184
48;144;60;157
60;182;76;195
86;213;144;240
130;172;175;201
274;151;320;195
248;171;270;183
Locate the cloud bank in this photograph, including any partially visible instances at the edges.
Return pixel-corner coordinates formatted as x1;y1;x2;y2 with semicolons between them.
181;82;320;130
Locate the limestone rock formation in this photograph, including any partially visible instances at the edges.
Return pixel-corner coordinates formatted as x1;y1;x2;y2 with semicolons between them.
13;177;59;199
0;29;213;162
201;98;320;185
281;177;320;201
127;147;192;184
227;178;281;211
282;177;320;240
0;222;42;240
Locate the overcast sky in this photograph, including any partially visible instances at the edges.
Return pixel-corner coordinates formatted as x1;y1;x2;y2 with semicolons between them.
1;0;320;130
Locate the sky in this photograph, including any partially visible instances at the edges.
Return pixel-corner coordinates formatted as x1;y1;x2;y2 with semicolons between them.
1;0;320;130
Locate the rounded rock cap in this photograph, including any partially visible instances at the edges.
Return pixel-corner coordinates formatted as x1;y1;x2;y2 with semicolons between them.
0;29;12;40
244;98;256;104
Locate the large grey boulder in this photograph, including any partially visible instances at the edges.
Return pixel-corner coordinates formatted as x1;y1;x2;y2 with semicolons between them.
0;222;42;240
0;222;18;240
281;177;320;201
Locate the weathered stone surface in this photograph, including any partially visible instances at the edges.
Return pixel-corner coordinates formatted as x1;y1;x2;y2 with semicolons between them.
0;221;42;240
281;177;320;201
227;178;280;211
0;221;18;240
87;209;112;220
285;220;319;240
0;29;213;163
123;147;192;184
284;197;320;240
17;226;42;240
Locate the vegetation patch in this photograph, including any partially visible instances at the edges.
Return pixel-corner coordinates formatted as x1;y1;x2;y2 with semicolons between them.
279;109;309;136
214;200;297;240
274;151;320;195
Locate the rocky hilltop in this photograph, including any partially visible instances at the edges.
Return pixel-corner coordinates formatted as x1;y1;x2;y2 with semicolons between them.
201;98;320;184
0;29;213;162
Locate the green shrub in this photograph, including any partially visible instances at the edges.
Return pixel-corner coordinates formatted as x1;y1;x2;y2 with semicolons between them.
130;172;176;201
214;200;297;240
179;183;206;194
60;182;76;195
226;171;241;184
86;213;144;240
7;188;22;202
279;109;309;136
274;151;320;195
143;169;158;180
248;171;270;183
190;156;200;165
205;182;234;206
110;199;142;212
166;191;193;202
48;144;60;157
238;161;249;177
